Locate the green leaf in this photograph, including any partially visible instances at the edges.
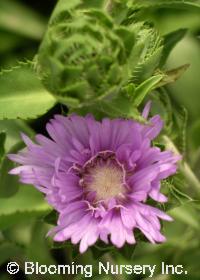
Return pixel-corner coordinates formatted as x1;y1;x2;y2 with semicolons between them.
169;203;200;230
2;219;36;248
128;0;200;11
151;88;188;154
130;28;163;84
150;88;173;132
0;241;24;266
160;29;187;66
172;105;188;155
91;244;114;259
0;142;24;198
161;174;193;211
0;121;34;198
50;0;81;20
190;120;200;150
72;89;145;121
99;98;143;120
0;186;51;230
0;0;46;40
0;62;56;120
73;75;164;120
27;222;61;280
51;240;80;259
0;132;6;162
118;243;137;260
166;35;200;119
0;31;22;54
155;64;190;88
0;119;34;152
43;210;58;226
133;75;164;106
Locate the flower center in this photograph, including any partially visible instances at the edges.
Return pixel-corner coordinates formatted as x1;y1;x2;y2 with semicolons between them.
87;164;124;200
79;152;127;202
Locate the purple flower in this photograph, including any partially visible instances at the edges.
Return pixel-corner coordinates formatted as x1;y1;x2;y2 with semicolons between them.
8;102;180;253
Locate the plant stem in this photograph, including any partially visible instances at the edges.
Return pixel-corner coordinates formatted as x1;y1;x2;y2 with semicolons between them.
103;253;126;280
162;135;200;193
105;0;114;13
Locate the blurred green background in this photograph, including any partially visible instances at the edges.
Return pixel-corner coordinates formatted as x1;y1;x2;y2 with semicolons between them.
0;1;200;279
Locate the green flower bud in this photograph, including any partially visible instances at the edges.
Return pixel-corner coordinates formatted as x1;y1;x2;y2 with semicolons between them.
37;0;163;111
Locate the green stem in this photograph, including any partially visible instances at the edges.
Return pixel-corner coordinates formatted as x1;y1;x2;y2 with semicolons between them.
105;0;114;13
162;135;200;193
103;253;126;280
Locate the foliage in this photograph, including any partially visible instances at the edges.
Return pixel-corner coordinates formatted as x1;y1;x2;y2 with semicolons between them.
0;0;46;40
36;0;169;118
0;62;56;120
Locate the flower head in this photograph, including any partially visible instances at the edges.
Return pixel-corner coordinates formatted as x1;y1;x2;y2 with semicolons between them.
8;103;180;253
37;1;162;108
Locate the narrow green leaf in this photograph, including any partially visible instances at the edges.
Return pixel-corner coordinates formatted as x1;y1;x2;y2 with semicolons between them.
155;64;190;88
0;0;46;40
118;243;137;260
43;210;58;226
128;0;200;11
160;29;187;66
0;119;34;152
91;242;115;259
0;62;56;120
0;132;6;162
0;142;24;198
133;75;164;106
